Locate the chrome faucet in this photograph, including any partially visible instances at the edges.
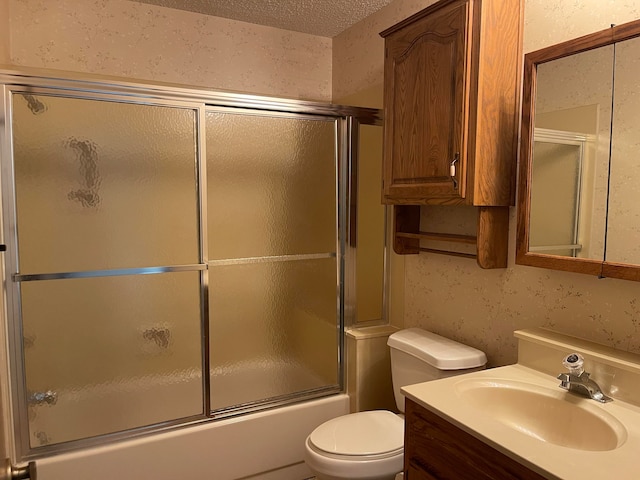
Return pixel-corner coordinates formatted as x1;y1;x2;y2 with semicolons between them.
557;353;612;403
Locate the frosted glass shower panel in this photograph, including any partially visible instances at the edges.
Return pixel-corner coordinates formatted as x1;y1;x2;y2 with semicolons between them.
206;111;337;259
12;93;199;274
21;271;203;446
209;257;338;411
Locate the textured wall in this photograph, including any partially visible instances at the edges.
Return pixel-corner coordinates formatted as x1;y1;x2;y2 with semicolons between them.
0;0;9;64
332;0;436;103
7;0;332;101
333;0;640;367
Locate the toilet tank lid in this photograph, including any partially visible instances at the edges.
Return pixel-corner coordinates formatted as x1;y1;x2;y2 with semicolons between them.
387;328;487;370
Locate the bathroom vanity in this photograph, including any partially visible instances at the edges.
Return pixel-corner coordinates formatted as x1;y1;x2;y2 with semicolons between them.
404;398;545;479
402;328;640;479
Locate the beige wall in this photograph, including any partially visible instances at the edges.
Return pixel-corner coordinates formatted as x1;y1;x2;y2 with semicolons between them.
5;0;332;101
0;0;9;64
333;0;640;367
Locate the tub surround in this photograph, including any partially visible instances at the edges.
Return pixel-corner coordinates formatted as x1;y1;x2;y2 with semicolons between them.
402;329;640;479
346;325;398;413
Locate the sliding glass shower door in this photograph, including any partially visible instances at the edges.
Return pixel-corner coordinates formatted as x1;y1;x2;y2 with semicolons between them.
205;110;339;411
0;76;375;459
10;93;205;447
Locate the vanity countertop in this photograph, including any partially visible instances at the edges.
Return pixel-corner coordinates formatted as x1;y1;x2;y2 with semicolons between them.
402;364;640;480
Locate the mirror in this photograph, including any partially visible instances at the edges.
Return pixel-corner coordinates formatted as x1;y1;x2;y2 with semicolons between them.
607;35;640;265
530;45;613;261
517;19;640;281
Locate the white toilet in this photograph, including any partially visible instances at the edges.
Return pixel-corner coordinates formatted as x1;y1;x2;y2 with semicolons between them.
304;328;487;480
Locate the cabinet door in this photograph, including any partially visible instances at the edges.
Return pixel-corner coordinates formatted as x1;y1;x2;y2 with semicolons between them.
382;0;468;204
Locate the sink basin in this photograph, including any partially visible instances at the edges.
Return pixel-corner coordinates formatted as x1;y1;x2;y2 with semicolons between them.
455;378;627;451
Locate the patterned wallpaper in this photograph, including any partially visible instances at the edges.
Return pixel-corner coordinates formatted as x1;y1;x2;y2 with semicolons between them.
332;0;433;103
333;0;640;366
7;0;332;101
0;1;8;64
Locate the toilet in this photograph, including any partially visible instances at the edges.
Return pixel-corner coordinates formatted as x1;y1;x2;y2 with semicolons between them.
304;328;487;480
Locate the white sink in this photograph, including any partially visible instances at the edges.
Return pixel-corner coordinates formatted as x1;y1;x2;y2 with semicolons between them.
455;378;627;451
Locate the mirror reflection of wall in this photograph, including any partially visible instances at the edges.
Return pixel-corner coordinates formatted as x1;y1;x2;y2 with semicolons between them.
532;45;614;261
607;36;640;265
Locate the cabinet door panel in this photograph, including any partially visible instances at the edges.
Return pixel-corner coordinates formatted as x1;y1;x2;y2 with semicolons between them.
383;0;468;203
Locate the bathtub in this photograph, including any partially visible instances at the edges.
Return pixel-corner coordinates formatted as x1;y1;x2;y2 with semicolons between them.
28;363;348;480
33;394;348;480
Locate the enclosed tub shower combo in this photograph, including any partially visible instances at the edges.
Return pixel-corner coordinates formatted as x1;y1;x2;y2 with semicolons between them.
0;70;382;479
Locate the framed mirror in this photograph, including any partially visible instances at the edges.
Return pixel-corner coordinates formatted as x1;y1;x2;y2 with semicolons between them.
517;19;640;281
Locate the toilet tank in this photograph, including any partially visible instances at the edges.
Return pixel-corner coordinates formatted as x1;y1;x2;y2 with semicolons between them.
387;328;487;412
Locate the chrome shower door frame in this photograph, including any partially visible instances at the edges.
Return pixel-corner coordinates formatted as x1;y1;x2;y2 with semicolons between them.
0;68;382;462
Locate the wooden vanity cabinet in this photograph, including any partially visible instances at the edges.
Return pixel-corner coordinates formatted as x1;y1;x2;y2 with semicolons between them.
380;0;522;206
404;398;548;480
380;0;523;268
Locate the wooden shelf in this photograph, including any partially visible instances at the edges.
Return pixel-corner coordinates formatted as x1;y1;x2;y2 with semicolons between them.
393;204;509;269
418;248;477;259
396;231;477;244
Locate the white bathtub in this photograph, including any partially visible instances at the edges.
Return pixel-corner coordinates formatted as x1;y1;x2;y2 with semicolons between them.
34;393;348;480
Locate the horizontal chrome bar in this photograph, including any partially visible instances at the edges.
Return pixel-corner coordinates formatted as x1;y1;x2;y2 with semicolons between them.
211;385;341;419
14;254;337;280
0;68;382;125
13;264;207;282
208;252;336;267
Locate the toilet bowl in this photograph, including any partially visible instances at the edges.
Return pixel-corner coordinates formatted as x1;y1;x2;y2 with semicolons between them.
303;328;487;480
303;410;403;480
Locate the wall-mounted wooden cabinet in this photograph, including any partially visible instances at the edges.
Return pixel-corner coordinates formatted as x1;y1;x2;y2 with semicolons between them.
380;0;523;268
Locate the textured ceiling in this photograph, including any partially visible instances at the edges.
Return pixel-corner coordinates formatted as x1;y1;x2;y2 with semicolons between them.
133;0;395;37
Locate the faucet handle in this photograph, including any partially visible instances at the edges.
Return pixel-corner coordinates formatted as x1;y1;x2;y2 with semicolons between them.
562;352;585;376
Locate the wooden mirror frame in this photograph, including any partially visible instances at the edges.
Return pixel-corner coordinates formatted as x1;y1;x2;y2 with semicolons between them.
516;18;640;282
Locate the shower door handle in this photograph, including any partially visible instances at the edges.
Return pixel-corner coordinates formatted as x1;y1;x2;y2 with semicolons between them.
1;459;36;480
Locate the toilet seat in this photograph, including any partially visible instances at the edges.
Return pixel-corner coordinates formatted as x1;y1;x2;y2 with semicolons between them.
308;410;404;459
